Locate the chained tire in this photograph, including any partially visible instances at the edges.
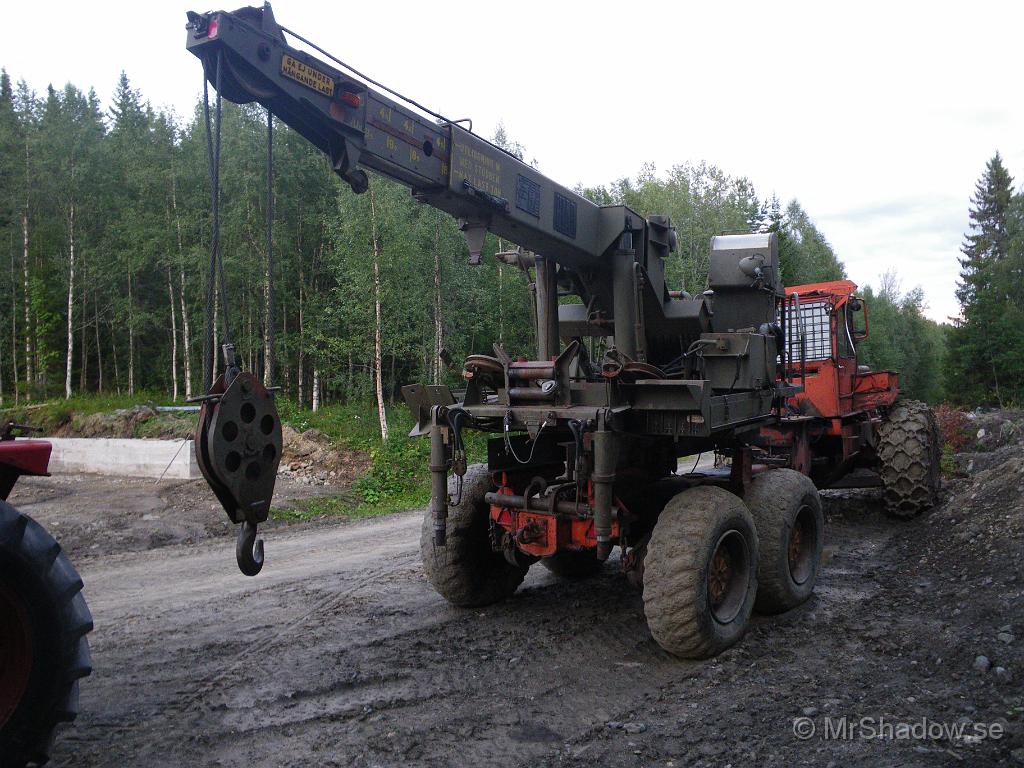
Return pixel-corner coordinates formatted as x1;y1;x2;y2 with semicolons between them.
420;464;528;607
0;501;93;768
642;486;758;659
541;550;604;579
743;469;824;614
877;399;941;519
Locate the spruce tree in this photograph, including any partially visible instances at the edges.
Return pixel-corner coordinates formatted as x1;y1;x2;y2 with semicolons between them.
947;152;1023;406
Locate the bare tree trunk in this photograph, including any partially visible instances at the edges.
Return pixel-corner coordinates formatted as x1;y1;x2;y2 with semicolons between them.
311;365;320;412
64;200;76;399
247;297;253;373
9;234;19;403
369;187;389;442
263;260;273;386
432;218;442;385
168;269;179;401
127;271;135;396
111;319;121;394
172;173;193;399
179;271;192;399
94;293;103;393
389;353;396;405
22;211;32;396
264;113;274;387
297;260;305;406
212;290;219;378
22;134;33;397
79;285;87;392
497;237;504;345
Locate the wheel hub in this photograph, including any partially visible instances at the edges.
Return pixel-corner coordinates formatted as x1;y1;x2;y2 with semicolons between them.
787;504;817;585
0;580;32;729
707;529;750;624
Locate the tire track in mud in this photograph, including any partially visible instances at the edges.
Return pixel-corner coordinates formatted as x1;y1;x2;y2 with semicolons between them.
53;493;908;768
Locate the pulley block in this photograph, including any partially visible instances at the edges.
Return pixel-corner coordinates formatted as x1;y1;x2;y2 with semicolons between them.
194;371;283;575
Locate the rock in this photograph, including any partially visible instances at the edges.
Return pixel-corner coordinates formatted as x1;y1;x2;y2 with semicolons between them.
801;706;819;717
623;723;647;734
977;428;986;440
998;632;1014;645
973;655;991;673
606;721;623;730
994;666;1012;682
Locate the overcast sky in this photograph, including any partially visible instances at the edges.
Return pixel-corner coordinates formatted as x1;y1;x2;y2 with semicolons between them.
6;0;1022;322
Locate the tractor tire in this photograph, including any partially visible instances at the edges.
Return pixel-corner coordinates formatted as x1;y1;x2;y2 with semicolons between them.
420;464;528;607
878;399;941;519
743;469;824;614
642;486;758;659
541;550;604;579
0;501;93;768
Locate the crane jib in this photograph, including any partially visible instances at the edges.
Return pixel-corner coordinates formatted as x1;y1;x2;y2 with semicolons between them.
184;5;627;268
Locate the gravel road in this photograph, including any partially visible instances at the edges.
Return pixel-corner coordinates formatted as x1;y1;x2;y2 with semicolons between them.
7;474;1021;767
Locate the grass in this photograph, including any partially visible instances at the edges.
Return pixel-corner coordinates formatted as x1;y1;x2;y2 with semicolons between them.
270;491;399;523
0;391;171;434
276;398;487;517
940;443;958;477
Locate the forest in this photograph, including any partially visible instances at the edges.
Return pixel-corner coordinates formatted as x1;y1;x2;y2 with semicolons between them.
0;67;997;427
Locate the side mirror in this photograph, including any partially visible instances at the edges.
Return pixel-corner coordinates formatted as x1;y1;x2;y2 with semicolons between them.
850;298;868;341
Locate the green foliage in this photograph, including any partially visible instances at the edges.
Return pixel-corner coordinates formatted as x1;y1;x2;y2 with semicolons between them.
856;274;946;403
940;444;957;478
352;434;430;509
0;65;953;435
0;391;170;433
271;493;359;522
947;153;1024;406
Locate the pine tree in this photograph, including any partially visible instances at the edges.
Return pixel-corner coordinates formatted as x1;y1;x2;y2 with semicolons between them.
947;153;1023;406
957;152;1014;308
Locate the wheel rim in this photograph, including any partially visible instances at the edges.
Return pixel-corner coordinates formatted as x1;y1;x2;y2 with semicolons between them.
707;529;750;624
788;504;817;586
0;579;33;729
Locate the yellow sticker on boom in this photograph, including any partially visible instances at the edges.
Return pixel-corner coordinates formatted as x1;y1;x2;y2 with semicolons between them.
281;54;334;97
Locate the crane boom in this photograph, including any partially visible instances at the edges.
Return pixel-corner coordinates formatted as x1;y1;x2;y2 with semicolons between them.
184;3;687;361
186;5;641;266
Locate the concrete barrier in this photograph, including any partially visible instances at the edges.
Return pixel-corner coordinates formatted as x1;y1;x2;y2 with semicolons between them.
45;438;201;480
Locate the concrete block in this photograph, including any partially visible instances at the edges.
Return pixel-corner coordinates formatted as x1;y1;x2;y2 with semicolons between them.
45;438;200;480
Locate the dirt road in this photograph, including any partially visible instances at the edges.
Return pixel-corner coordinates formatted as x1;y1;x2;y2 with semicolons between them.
9;474;1022;767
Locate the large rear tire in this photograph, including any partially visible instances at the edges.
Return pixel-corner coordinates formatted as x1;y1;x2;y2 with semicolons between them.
420;464;528;607
878;399;941;519
642;486;758;659
743;469;824;614
0;501;93;768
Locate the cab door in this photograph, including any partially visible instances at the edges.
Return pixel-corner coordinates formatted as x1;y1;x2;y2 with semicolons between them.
835;302;857;415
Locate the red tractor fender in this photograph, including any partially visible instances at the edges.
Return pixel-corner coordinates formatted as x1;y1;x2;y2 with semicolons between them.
0;439;52;501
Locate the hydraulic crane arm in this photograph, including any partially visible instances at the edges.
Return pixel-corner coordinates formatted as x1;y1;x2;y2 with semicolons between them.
184;5;794;579
184;4;648;274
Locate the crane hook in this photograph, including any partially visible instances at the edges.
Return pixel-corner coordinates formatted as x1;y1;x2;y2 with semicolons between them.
235;520;265;576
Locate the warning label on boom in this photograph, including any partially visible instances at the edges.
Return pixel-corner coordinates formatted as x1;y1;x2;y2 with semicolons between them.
281;54;334;97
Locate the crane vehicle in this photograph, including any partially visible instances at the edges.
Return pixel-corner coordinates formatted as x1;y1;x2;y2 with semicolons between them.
757;280;941;517
185;2;836;662
0;8;941;764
